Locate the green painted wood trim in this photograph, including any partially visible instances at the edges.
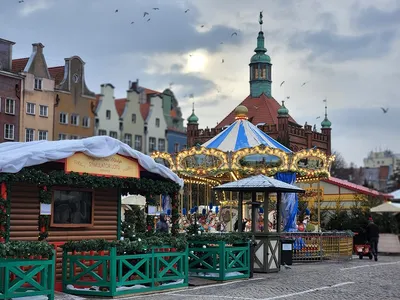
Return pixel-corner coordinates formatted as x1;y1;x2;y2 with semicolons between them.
117;188;122;240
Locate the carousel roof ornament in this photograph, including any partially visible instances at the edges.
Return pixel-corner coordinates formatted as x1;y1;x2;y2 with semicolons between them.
0;136;184;187
202;105;291;153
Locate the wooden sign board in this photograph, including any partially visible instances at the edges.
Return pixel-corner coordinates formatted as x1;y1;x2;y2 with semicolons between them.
65;153;140;178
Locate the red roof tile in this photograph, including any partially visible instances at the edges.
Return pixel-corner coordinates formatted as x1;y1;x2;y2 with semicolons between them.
322;177;393;198
139;88;161;120
93;94;101;111
12;58;29;73
115;98;127;118
216;93;298;128
170;109;177;118
48;66;65;86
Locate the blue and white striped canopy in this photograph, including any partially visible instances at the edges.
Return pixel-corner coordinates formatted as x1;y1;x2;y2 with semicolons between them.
202;119;292;153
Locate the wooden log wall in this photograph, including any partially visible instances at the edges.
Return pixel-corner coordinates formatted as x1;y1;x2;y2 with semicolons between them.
9;182;119;281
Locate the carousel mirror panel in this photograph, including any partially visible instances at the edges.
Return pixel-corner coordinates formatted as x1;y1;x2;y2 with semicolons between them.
296;156;324;170
151;151;175;170
290;149;334;177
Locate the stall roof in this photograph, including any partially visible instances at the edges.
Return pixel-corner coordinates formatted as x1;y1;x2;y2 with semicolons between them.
213;174;304;193
0;136;183;187
371;202;400;213
390;189;400;200
322;177;392;198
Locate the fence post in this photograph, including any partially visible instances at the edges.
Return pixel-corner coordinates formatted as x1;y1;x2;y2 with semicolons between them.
109;247;117;296
49;249;56;300
319;233;323;262
220;242;226;280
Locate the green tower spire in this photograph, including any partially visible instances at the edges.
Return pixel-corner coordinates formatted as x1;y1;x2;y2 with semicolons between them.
321;99;332;128
278;100;289;116
187;102;199;124
249;11;272;98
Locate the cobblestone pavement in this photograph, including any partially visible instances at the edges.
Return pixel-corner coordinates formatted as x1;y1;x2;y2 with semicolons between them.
61;255;400;300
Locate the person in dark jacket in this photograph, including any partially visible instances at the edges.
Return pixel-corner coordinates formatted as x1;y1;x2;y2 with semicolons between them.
366;217;379;261
156;213;169;233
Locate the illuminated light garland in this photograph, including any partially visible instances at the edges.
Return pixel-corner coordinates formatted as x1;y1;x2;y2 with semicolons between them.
290;148;335;177
151;151;176;170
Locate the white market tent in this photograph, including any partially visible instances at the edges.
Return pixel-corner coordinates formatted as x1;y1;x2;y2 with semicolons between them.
389;189;400;200
0;136;183;187
370;202;400;214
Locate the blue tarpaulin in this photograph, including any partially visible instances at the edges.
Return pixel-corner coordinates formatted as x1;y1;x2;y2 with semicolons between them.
275;172;298;232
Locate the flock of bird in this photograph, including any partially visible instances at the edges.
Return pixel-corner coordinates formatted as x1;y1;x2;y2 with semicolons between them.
16;1;390;116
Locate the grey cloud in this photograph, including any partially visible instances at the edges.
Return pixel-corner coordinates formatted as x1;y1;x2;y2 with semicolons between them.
170;63;184;72
288;28;397;62
353;6;400;30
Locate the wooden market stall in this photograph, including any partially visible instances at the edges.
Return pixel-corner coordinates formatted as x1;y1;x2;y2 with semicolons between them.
0;136;184;296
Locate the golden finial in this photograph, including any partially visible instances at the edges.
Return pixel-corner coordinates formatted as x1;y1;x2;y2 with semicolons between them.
234;105;248;120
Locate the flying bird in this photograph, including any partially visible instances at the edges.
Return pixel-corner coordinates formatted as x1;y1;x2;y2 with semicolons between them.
316;116;321;119
220;42;224;44
301;81;309;87
115;9;118;13
201;25;205;28
280;81;285;87
381;107;389;113
152;7;159;10
286;96;290;100
231;32;238;37
18;0;24;3
222;59;224;63
131;21;135;24
147;18;151;22
143;12;149;17
185;9;190;13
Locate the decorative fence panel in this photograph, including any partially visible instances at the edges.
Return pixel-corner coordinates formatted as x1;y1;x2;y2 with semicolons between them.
280;232;353;262
0;251;55;300
62;246;188;297
188;241;250;281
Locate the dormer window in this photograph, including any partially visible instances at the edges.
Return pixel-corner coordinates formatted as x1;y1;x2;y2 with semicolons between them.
155;118;160;127
34;78;42;90
106;110;111;119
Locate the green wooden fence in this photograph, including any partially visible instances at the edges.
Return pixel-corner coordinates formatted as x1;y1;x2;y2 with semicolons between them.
188;241;250;281
62;246;188;297
0;250;55;300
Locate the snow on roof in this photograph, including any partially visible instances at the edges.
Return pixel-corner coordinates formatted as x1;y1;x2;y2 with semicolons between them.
0;136;183;187
390;189;400;200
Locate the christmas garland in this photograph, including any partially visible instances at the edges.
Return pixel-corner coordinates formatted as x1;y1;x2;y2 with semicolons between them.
0;241;54;258
187;232;252;244
0;167;181;241
0;183;10;242
62;234;187;254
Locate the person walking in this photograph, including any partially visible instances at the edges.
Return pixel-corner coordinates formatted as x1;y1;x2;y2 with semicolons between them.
366;217;379;261
156;212;169;233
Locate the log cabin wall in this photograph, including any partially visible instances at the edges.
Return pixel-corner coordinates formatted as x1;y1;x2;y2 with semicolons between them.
9;182;119;281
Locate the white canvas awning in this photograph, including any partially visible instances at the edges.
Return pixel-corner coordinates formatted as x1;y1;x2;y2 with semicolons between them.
371;202;400;213
121;194;146;206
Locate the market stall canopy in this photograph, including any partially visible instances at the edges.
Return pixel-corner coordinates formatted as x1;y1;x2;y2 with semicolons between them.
0;136;183;187
122;194;146;206
213;174;304;193
371;202;400;213
202;106;291;153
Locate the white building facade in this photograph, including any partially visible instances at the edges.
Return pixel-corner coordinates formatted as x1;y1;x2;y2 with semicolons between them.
94;83;121;139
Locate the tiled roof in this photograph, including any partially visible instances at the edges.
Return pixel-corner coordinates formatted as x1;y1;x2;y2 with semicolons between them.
170;109;177;118
322;177;393;198
140;102;151;120
48;66;65;86
115;98;127;117
93;94;101;111
12;58;29;73
216;93;298;128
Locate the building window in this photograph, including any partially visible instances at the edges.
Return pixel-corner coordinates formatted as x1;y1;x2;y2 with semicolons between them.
25;128;35;142
58;133;67;140
70;114;79;126
98;129;107;136
155;118;160;127
149;137;156;152
158;138;165;152
174;143;179;153
0;98;2;112
51;189;94;227
38;130;48;141
132;113;136;123
34;78;42;90
109;131;118;139
4;124;15;140
70;135;79;140
82;117;90;128
26;102;36;115
5;98;15;115
39;105;48;117
260;64;266;79
134;135;142;151
124;133;132;147
59;112;68;124
182;144;187;150
106;110;111;120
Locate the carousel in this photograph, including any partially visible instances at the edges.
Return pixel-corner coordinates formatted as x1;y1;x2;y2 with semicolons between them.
152;105;335;233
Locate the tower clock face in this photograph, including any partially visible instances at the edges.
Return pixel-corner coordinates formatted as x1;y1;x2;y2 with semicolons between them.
72;73;80;83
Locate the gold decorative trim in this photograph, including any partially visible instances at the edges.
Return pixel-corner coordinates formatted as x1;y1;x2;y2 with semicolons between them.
151;151;176;171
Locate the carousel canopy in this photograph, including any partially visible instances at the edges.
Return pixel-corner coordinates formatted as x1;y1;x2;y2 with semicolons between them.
202;106;291;153
0;136;183;187
213;174;305;193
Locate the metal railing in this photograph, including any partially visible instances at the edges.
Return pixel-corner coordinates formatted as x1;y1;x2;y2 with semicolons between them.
280;232;353;262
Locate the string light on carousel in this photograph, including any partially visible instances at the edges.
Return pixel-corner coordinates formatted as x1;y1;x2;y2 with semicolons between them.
151;103;336;233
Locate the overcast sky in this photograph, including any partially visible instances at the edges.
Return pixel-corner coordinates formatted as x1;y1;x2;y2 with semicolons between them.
1;0;399;166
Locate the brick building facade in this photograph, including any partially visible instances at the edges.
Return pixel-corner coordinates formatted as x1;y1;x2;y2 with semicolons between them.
187;21;332;155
